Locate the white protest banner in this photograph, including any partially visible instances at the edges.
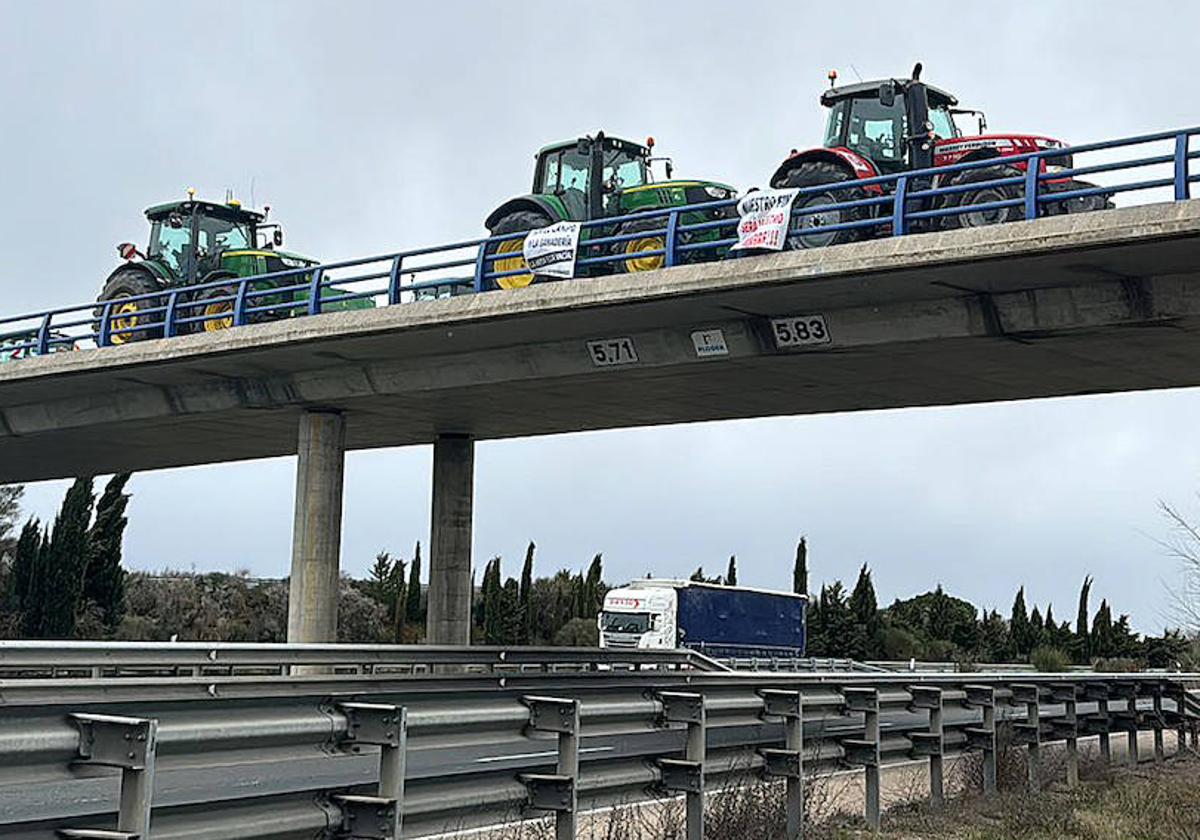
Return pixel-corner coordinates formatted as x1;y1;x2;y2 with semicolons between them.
523;221;582;279
731;188;800;251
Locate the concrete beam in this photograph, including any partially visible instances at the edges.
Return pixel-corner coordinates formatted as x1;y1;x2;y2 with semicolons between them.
426;435;475;645
286;411;346;643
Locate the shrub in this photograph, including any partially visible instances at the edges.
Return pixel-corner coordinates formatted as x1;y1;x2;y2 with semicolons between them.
1029;645;1071;672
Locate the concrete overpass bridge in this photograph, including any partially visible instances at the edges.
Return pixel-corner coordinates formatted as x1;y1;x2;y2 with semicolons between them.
3;201;1200;643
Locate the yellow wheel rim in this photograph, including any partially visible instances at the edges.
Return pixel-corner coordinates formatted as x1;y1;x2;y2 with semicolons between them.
110;299;140;345
624;236;666;272
203;300;235;332
494;237;534;290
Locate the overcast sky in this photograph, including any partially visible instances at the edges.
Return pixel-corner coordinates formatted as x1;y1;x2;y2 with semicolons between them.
2;1;1198;632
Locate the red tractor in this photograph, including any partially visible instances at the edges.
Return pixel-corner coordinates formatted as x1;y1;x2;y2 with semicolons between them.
770;63;1111;248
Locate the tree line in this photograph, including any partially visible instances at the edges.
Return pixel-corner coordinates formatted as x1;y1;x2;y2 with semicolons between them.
0;481;1194;670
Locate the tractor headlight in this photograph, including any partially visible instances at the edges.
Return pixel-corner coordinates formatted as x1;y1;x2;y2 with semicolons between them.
278;256;309;269
704;186;730;199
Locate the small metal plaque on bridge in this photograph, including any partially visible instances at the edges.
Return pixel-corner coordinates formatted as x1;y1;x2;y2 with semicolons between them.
586;337;639;367
690;329;728;358
770;315;831;349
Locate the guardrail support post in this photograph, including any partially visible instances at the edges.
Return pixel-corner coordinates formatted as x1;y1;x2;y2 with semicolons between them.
963;685;997;795
1175;133;1191;201
1051;683;1079;788
1012;684;1042;792
760;689;804;839
891;176;909;237
908;686;944;807
1024;155;1041;220
287;410;346;646
1126;688;1140;766
307;268;325;316
1151;684;1165;762
664;211;681;268
1085;682;1113;764
520;696;580;840
840;687;880;831
336;702;407;838
656;691;706;840
65;713;158;839
388;256;406;305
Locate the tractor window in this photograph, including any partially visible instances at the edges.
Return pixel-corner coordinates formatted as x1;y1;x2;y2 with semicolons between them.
197;214;252;255
847;96;908;170
538;148;590;195
824;101;848;147
149;219;191;276
603;148;646;191
929;106;958;140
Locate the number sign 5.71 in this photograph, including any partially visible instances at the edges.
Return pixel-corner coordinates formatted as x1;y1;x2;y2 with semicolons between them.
587;337;639;367
770;315;831;349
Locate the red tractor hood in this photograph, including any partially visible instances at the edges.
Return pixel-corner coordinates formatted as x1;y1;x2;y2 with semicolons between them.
934;133;1067;161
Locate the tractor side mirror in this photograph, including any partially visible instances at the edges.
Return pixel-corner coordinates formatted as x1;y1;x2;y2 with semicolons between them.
273;229;283;247
879;81;896;107
167;212;184;229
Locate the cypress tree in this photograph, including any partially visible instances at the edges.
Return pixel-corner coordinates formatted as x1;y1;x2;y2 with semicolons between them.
482;558;503;644
405;542;422;626
1010;586;1030;658
725;555;738;587
42;477;95;638
10;518;40;611
1075;576;1093;662
848;564;879;659
82;473;131;630
792;537;808;596
518;542;535;644
21;526;51;637
583;554;603;617
1029;605;1044;650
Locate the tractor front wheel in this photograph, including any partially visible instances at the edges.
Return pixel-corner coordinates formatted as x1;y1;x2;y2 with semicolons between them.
486;210;551;290
780;161;869;250
614;216;669;273
1043;179;1115;215
95;269;162;345
939;165;1024;230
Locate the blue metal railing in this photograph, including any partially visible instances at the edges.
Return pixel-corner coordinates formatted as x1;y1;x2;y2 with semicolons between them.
1;126;1197;362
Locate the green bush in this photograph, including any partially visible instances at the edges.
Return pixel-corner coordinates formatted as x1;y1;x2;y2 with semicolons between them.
1029;645;1071;672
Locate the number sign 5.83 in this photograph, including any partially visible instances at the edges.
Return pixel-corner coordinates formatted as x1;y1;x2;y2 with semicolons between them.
770;315;831;349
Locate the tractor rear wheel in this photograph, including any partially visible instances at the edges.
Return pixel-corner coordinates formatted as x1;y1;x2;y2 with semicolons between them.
195;286;238;334
95;268;162;345
1043;179;1115;215
939;164;1024;230
486;210;551;290
780;161;869;249
614;216;669;273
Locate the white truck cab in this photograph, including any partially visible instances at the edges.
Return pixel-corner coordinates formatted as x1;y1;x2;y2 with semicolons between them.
598;581;679;649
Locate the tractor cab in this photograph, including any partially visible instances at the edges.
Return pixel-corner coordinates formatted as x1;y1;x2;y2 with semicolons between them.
531;134;652;221
143;199;276;284
820;72;961;175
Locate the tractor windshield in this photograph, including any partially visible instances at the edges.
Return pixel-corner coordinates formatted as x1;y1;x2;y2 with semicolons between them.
148;218;191;276
603;147;646;191
845;95;907;171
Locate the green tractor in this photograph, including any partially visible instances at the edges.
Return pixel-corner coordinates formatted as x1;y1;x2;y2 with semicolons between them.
96;194;370;344
483;133;737;288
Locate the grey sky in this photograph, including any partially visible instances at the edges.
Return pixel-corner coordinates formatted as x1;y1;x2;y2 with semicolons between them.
2;1;1197;631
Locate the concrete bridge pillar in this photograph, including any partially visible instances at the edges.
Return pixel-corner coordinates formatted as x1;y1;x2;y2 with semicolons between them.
426;434;475;645
286;410;346;643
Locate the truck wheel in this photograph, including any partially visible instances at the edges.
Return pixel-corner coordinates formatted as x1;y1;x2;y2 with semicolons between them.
95;268;162;345
939;164;1024;230
780;161;869;249
614;216;668;273
486;210;551;290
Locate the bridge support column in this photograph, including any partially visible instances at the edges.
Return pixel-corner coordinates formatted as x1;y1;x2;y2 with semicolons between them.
287;410;346;643
426;434;475;645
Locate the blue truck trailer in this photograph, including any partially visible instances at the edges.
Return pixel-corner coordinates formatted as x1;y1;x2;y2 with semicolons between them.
599;579;807;657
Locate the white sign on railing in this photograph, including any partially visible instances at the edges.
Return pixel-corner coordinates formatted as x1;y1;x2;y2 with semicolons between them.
523;221;583;278
732;188;800;251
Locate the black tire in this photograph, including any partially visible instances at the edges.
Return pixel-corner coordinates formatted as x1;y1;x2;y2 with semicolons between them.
939;164;1024;230
780;161;869;249
486;210;551;290
1042;179;1115;215
613;215;669;274
95;268;163;345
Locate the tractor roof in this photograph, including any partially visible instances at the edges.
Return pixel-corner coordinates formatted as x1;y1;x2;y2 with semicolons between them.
536;134;649;158
821;80;958;108
144;199;265;223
